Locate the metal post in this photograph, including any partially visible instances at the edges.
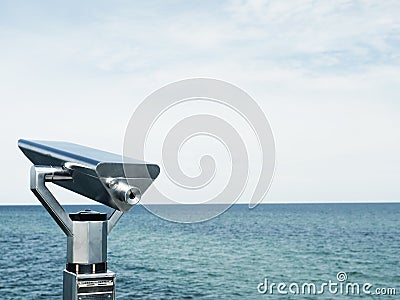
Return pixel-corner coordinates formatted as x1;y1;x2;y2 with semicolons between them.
30;166;122;300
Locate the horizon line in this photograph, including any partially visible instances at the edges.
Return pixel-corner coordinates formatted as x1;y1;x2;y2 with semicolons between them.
0;201;399;206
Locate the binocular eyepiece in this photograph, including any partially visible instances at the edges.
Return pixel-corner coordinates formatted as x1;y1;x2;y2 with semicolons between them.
106;178;141;206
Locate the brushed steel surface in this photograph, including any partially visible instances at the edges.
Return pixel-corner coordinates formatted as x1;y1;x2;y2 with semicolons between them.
19;139;159;212
67;221;108;264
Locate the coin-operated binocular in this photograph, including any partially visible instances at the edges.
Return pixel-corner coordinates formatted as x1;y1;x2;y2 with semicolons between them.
18;139;159;300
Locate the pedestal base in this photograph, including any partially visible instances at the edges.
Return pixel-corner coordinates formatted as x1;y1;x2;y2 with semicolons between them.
63;269;115;300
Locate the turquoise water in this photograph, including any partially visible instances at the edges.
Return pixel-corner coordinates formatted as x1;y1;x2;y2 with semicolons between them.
0;204;398;299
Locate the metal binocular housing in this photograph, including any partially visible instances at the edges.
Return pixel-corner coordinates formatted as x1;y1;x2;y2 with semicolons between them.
19;139;159;299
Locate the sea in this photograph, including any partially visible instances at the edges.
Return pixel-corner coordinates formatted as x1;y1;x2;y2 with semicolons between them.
0;203;398;299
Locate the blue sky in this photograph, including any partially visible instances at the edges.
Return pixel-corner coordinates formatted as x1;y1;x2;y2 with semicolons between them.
1;0;399;204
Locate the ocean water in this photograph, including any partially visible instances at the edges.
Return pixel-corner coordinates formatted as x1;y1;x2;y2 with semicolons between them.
0;203;398;299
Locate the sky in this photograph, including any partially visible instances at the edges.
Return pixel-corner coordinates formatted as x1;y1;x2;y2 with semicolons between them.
1;0;399;205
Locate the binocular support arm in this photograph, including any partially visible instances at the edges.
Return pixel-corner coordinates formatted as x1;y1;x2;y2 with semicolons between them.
30;165;125;237
30;166;74;237
107;209;124;234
